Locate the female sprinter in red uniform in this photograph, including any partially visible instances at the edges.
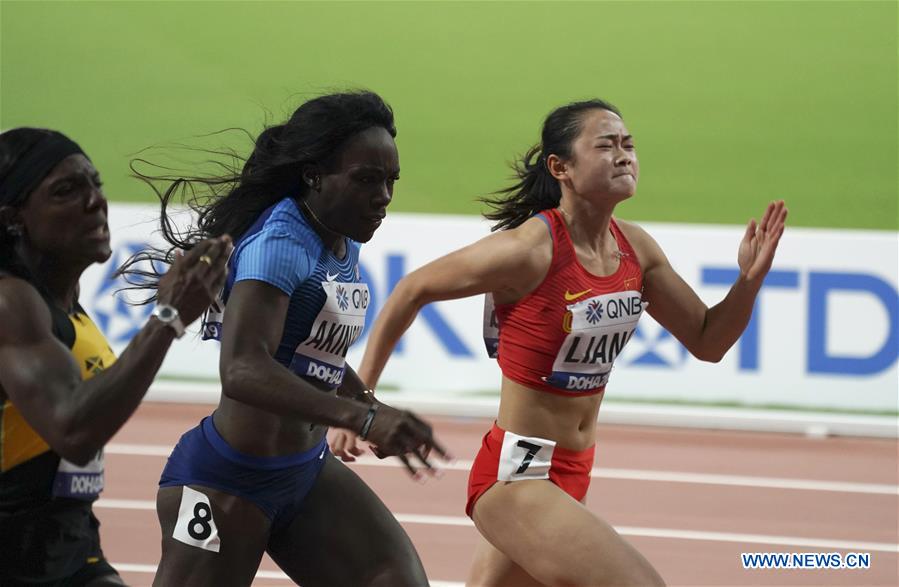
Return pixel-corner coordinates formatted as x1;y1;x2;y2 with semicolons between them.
353;98;788;586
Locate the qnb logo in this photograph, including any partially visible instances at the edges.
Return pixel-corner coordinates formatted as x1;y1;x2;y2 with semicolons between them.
585;300;604;324
621;321;689;369
335;285;349;311
90;241;159;345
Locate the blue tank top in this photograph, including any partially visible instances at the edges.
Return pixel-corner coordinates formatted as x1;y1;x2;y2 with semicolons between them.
203;197;368;389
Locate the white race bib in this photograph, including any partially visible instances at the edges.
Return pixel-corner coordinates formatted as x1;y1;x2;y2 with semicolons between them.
173;486;221;553
544;290;645;391
483;293;499;358
498;431;556;482
290;281;369;387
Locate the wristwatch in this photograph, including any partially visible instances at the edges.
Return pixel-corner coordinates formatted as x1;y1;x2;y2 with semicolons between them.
152;304;185;338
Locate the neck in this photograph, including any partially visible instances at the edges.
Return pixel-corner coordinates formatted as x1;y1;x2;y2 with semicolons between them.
16;243;83;311
557;194;618;257
299;199;345;258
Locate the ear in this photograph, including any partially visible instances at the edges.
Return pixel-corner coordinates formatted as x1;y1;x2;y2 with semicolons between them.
0;205;21;228
301;165;321;190
545;154;568;181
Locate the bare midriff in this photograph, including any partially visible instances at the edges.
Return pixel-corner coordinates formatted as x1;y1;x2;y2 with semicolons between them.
495;375;603;452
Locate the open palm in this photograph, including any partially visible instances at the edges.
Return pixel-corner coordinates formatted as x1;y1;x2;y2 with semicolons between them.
738;200;788;281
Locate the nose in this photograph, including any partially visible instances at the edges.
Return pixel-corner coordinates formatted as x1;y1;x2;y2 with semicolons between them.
614;147;633;167
85;184;107;212
374;180;393;207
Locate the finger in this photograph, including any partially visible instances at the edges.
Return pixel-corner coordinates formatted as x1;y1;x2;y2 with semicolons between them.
396;454;420;479
192;238;228;279
762;205;789;250
763;201;784;233
743;219;757;243
412;447;442;478
758;201;774;230
427;436;452;461
348;442;365;457
180;238;212;264
331;446;355;462
404;411;435;440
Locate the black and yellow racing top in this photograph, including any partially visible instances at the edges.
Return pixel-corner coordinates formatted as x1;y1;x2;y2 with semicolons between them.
0;287;116;512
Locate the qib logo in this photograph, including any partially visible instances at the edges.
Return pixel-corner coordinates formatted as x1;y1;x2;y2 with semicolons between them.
621;320;689;368
90;242;161;345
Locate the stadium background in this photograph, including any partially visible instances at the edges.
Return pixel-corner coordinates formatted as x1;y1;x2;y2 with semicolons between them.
1;1;896;422
2;2;898;585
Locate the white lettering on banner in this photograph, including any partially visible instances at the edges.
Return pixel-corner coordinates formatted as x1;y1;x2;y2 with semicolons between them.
289;281;368;387
80;205;899;412
53;451;105;500
544;291;644;391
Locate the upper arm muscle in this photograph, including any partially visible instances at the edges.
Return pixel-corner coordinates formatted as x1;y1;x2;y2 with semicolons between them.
0;278;82;447
219;279;291;366
404;217;552;305
617;221;710;352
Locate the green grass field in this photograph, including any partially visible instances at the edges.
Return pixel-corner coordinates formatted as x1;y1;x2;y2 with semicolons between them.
2;1;896;229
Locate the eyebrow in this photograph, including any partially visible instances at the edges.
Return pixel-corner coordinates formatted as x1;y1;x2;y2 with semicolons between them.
48;170;101;186
351;164;400;174
596;134;633;141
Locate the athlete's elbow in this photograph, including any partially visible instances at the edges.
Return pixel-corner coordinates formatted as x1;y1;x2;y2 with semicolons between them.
691;345;726;363
392;275;430;310
220;358;258;402
56;422;103;466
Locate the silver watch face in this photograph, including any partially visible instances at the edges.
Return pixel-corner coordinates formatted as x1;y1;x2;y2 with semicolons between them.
157;306;177;321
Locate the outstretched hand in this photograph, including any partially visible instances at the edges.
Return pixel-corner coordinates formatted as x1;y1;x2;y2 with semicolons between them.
738;201;788;281
328;427;367;463
158;235;232;325
363;403;452;480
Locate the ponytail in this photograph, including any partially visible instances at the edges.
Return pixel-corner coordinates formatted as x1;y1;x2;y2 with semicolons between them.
482;98;622;232
481;145;561;231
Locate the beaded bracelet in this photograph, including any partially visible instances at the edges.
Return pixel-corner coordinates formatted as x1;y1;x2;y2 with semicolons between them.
358;403;380;441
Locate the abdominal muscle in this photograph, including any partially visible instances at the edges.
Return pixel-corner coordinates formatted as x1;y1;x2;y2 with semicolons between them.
213;377;333;457
496;376;604;451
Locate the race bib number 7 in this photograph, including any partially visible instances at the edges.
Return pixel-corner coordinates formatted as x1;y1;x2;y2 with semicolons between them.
497;431;556;482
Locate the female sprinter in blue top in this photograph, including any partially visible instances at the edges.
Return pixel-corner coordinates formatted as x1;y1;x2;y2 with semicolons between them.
353;99;788;586
126;91;448;587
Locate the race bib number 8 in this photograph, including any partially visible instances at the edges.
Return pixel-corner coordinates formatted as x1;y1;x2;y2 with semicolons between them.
497;431;556;482
173;486;221;553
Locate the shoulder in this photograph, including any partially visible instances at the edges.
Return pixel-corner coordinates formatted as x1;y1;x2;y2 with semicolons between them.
0;277;52;345
236;201;321;260
612;218;668;270
477;215;553;268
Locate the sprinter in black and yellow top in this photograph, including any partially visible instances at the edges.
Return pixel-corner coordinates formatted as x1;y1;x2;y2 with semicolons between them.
0;128;231;586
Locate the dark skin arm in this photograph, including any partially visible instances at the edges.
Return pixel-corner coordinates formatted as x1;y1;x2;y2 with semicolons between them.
219;279;446;460
0;236;231;465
